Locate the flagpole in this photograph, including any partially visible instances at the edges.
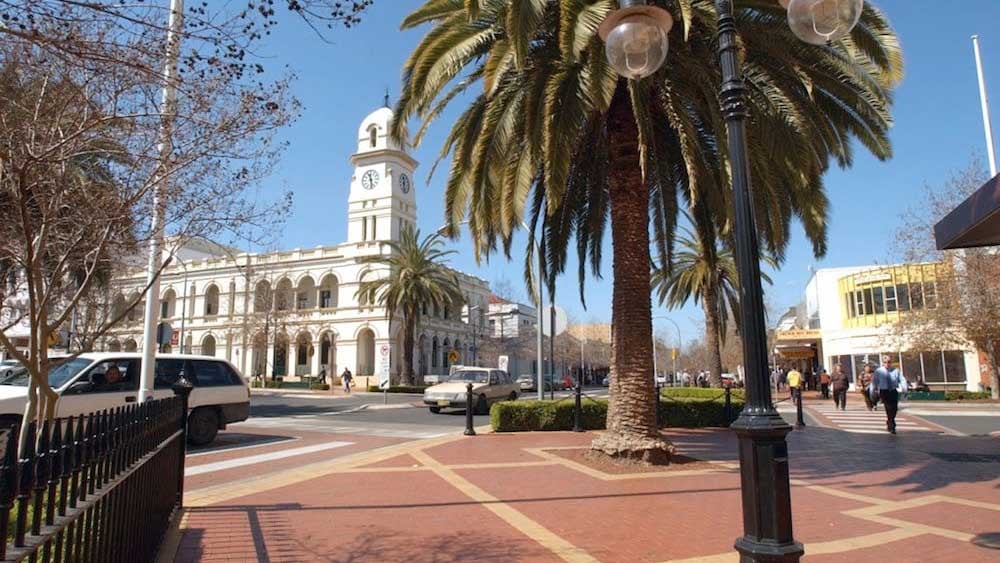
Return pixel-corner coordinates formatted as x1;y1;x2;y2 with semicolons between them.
973;35;998;177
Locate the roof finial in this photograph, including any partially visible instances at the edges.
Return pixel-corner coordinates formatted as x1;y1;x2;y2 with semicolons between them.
383;87;390;108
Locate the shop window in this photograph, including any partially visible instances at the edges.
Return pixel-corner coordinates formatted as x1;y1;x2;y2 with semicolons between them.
910;283;923;309
901;352;921;382
922;351;944;382
863;288;873;316
942;351;966;383
873;286;885;314
885;285;897;312
896;283;910;311
855;291;865;316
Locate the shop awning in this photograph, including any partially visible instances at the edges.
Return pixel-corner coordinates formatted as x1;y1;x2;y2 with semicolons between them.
935;174;1000;249
775;346;816;359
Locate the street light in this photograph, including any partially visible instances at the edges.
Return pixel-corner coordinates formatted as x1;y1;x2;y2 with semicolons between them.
599;1;862;562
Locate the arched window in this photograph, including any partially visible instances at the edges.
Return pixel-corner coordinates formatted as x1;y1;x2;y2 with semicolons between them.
368;125;378;148
161;288;176;319
201;334;217;357
319;274;339;309
204;284;220;316
275;278;293;311
356;329;375;376
431;337;439;368
254;280;272;313
296;276;316;310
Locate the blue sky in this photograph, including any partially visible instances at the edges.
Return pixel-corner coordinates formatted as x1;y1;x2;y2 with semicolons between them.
246;0;1000;346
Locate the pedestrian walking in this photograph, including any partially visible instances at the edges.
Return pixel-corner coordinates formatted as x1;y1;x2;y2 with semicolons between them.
819;368;831;399
875;355;902;434
318;367;327;385
778;368;787;392
830;364;849;410
859;365;876;411
786;367;802;404
771;366;782;392
341;367;353;393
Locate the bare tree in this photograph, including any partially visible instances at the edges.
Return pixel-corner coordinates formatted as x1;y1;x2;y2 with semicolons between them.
887;159;999;398
0;0;376;441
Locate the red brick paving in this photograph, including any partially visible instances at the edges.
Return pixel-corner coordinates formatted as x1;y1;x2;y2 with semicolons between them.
171;424;1000;562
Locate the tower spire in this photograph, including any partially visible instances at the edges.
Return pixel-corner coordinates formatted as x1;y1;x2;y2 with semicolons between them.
383;87;390;108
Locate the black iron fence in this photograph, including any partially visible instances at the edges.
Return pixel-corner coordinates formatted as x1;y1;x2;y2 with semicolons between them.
0;384;191;562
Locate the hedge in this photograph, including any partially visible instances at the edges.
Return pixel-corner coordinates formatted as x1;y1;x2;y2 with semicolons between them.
661;387;745;400
310;383;331;391
945;391;993;401
366;385;429;393
491;396;744;432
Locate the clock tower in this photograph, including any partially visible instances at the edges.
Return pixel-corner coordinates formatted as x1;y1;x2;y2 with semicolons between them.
347;105;418;244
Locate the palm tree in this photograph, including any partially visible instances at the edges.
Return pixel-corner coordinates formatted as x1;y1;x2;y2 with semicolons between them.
355;227;464;386
652;226;773;388
394;1;901;462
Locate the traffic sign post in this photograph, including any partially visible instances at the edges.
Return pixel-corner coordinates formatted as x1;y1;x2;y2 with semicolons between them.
378;343;391;405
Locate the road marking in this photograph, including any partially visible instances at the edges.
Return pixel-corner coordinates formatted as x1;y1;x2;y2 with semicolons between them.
187;436;300;458
185;441;353;476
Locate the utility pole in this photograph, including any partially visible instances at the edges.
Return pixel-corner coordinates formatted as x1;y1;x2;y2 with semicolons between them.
973;35;998;177
139;0;184;402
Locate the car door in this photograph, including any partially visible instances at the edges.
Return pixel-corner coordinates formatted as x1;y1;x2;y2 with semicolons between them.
149;358;189;403
57;358;141;419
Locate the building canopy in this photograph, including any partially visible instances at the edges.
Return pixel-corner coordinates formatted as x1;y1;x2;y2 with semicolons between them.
934;174;1000;249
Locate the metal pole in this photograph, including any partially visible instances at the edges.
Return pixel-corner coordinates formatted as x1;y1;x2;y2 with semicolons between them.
795;387;805;428
139;0;184;402
973;35;998;177
549;304;556;400
573;381;583;432
715;1;801;561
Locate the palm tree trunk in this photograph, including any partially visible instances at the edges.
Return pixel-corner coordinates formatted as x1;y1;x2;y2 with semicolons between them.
402;306;417;386
702;284;724;388
591;85;674;464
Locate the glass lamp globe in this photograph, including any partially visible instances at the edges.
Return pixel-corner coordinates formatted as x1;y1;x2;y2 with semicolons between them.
599;6;673;79
784;0;863;45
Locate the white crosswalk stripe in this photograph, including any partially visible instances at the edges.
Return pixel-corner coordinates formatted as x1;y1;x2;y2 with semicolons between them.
809;403;939;434
239;416;454;439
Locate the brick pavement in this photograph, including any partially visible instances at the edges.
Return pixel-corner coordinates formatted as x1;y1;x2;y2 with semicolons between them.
166;422;1000;562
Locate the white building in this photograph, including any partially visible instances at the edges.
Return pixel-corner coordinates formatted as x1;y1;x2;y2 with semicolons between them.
775;263;986;392
105;106;490;384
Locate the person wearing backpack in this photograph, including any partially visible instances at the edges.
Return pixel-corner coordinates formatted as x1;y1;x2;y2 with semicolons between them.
341;367;353;393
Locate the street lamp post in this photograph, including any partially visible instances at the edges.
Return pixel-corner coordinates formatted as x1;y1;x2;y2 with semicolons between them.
653;315;682;385
599;1;864;561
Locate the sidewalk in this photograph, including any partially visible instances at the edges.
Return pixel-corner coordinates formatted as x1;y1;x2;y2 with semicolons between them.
165;422;1000;562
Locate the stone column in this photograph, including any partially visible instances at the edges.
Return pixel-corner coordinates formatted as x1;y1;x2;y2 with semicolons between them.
311;339;322;378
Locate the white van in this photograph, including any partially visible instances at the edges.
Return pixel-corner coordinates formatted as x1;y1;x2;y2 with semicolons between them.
0;353;250;445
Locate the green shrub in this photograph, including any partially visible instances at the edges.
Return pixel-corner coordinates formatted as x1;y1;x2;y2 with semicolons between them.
264;380;281;389
490;396;744;432
310;383;331;391
366;385;429;393
662;387;745;400
944;391;992;401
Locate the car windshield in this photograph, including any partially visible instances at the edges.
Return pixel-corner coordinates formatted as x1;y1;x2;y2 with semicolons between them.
0;357;92;388
448;370;488;384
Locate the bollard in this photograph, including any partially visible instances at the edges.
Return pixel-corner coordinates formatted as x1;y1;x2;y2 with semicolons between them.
724;385;732;426
795;387;805;428
464;382;476;436
573;381;583;432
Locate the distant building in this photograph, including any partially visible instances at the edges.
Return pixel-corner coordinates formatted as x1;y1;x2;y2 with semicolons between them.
776;262;984;391
104;106;490;383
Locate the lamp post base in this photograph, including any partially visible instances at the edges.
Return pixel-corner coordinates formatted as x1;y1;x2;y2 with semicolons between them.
731;411;803;563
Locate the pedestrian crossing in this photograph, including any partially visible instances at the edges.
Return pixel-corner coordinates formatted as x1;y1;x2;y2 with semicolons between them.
808;402;940;434
240;416;454;439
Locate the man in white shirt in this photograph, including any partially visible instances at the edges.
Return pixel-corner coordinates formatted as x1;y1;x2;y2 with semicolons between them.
874;355;902;434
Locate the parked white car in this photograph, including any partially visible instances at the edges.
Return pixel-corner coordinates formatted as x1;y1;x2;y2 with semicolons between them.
0;353;250;445
423;367;519;414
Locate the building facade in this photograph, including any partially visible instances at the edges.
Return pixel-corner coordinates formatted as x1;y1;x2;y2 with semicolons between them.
775;263;984;391
105;106;490;383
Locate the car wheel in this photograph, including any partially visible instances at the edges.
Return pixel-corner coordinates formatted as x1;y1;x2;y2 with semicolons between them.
429;407;441;414
475;394;488;415
507;392;517;402
187;408;219;446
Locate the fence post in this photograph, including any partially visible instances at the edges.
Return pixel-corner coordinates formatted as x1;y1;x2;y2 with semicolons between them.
724;386;733;426
573;381;583;432
0;428;17;559
795;387;805;429
172;378;194;507
464;383;476;436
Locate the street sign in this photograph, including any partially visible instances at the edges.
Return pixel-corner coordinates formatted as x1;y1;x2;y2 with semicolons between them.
157;323;173;346
541;305;568;337
498;355;509;373
377;343;391;388
170;331;179;347
448;349;460;364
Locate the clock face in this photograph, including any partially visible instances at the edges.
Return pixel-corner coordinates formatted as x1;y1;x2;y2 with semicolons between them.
361;170;380;190
399;173;411;194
